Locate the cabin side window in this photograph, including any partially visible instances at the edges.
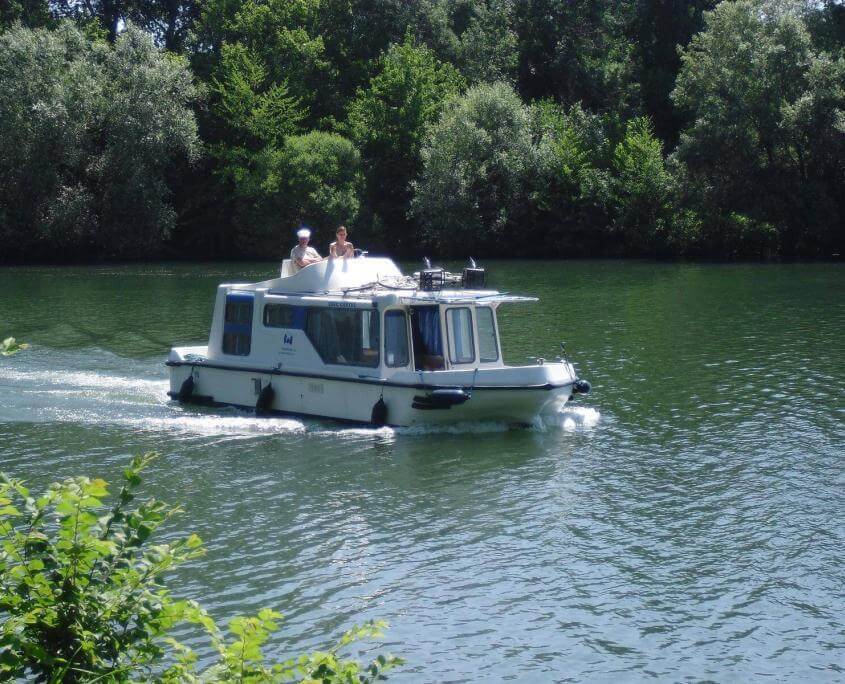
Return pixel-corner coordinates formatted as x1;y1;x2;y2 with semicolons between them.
263;304;296;328
446;307;475;364
304;307;379;367
384;310;409;368
476;307;499;362
222;294;253;356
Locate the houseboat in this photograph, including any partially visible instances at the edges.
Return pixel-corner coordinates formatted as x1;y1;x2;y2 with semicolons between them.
166;256;590;427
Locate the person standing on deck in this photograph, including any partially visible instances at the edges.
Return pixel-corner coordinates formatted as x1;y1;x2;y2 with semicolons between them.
290;227;322;272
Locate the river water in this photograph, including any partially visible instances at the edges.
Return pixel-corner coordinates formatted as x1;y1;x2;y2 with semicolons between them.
1;261;843;681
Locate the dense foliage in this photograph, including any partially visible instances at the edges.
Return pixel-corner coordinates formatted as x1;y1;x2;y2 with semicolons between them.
413;82;542;256
0;453;401;682
673;0;845;258
1;0;843;261
0;23;198;261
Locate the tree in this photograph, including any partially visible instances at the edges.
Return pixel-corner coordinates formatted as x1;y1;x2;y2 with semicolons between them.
0;0;51;31
455;0;519;85
347;34;464;250
51;0;133;42
211;41;305;149
265;131;363;235
512;0;640;114
195;0;334;124
630;0;718;144
412;82;543;256
0;23;199;261
213;131;362;254
673;0;845;257
609;117;687;256
317;0;460;105
129;0;201;51
531;100;615;256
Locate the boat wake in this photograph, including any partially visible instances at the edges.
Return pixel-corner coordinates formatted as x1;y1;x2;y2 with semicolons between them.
535;405;602;432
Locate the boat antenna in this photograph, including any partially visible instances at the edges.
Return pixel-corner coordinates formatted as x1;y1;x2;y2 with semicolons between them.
423;256;432;269
469;257;477;268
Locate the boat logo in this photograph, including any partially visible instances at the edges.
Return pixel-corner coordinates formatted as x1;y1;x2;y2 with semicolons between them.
283;334;294;346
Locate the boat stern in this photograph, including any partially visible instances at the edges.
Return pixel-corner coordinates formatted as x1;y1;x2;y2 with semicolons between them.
166;346;209;400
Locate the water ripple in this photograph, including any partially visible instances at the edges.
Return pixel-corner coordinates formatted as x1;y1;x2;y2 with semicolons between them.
1;262;843;681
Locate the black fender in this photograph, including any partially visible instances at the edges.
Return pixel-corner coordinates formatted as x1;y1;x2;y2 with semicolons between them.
412;388;471;410
256;384;275;415
371;397;388;425
178;375;195;402
573;379;591;395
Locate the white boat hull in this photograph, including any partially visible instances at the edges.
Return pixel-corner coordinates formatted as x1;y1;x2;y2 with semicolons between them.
167;349;578;427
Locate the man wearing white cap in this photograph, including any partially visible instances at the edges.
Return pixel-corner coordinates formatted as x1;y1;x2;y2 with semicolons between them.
290;227;322;272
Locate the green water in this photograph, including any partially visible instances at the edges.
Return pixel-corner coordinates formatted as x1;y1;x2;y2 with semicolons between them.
1;261;843;681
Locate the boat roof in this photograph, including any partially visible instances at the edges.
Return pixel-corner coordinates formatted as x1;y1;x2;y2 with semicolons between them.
240;256;537;304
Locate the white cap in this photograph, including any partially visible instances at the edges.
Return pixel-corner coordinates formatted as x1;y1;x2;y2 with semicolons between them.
296;228;311;239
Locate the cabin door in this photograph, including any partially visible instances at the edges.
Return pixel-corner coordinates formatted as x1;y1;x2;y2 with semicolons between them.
410;306;444;371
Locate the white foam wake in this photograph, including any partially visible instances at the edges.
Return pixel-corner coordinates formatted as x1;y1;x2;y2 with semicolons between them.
535;405;601;432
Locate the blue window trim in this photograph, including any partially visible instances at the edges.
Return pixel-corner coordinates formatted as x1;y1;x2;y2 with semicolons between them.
223;293;253;356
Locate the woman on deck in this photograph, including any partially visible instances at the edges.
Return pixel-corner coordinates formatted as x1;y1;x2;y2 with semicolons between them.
329;225;355;258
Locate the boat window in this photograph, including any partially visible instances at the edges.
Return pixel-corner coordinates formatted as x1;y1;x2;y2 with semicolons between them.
225;299;252;325
222;333;251;355
446;307;475;364
476;307;499;362
410;306;444;371
384;310;409;367
222;294;253;356
263;304;296;328
304;307;379;367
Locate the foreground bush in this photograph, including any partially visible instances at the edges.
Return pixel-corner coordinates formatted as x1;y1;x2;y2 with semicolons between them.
0;337;29;356
0;454;401;682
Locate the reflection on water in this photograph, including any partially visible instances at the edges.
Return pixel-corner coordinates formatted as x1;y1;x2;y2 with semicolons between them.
1;261;843;681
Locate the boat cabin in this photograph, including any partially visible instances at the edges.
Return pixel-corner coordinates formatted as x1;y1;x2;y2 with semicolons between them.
203;257;528;378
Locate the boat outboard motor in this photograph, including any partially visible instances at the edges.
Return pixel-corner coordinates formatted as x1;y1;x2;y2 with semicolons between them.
255;384;275;415
462;257;486;289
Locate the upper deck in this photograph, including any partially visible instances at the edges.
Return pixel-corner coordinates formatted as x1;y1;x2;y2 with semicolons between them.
237;256;537;305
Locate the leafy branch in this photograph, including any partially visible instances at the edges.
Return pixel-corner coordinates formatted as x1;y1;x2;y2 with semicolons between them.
0;454;402;683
